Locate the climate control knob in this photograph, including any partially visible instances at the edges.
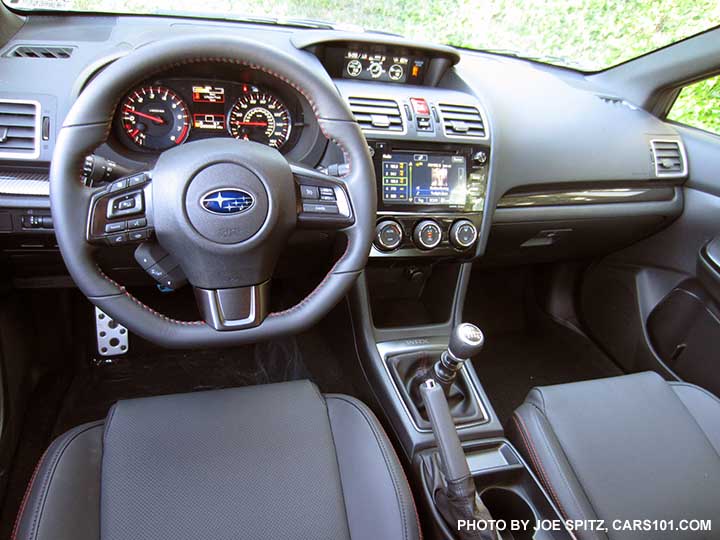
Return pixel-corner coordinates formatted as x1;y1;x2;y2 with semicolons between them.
375;220;403;251
413;220;442;250
449;219;478;249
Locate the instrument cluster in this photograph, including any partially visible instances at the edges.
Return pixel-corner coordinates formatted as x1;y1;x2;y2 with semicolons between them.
114;78;301;153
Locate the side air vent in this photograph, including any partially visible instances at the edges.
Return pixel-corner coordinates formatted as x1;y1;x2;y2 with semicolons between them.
0;99;41;160
5;45;74;59
596;94;638;111
650;139;687;178
347;97;404;132
438;103;487;138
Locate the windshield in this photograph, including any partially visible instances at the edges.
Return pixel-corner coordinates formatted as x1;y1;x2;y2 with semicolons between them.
5;0;720;71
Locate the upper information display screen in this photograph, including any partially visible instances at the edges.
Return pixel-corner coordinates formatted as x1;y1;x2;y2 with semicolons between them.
342;49;426;84
382;152;467;205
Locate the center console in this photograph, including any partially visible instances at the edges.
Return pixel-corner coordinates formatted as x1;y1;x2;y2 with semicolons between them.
319;43;570;536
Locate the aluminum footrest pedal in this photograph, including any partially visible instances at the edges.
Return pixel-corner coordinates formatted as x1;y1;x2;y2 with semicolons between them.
95;307;129;356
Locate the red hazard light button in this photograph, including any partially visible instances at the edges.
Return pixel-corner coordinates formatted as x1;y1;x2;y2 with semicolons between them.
410;97;430;117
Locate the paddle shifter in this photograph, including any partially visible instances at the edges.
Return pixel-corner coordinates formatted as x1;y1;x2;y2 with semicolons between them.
433;323;485;393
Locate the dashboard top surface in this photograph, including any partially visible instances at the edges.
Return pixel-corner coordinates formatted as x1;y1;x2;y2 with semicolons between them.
0;12;687;259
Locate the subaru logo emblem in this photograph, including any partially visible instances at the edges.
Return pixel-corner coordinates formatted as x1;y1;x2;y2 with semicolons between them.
200;189;255;215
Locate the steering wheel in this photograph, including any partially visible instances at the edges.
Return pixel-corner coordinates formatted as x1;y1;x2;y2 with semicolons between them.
50;36;376;348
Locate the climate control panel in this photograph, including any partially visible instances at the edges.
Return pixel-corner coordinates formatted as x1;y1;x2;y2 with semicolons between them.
373;214;481;257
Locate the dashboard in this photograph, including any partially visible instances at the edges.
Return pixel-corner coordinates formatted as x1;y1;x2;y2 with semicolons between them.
0;15;688;271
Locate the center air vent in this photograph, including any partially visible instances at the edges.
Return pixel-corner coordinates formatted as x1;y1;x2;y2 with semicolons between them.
650;140;687;178
5;45;74;59
347;97;404;132
0;99;41;160
438;103;486;138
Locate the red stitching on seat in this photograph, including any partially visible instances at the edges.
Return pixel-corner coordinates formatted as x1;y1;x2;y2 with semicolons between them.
368;414;422;540
512;413;569;521
11;448;49;540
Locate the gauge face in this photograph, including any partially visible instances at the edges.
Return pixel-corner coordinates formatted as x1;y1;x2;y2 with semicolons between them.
119;86;190;151
227;90;291;149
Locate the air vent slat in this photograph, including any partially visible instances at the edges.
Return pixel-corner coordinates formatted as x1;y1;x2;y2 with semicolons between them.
650;140;686;178
0;138;35;150
438;103;486;138
0;99;40;159
0;102;37;115
0;114;36;128
348;96;404;133
5;45;74;59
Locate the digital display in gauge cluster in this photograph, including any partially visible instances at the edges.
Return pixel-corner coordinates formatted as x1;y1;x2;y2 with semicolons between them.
342;48;426;84
115;80;296;152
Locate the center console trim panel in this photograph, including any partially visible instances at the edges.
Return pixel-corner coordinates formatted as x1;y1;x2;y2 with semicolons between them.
376;337;490;433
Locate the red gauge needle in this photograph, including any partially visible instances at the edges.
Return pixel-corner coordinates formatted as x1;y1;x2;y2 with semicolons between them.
232;121;268;126
124;107;165;124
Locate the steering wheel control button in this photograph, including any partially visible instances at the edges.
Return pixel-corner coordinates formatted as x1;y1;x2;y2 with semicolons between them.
128;229;151;242
105;221;127;234
302;202;339;214
375;220;403;251
450;219;478;249
318;187;336;200
300;185;319;199
107;191;144;218
127;218;147;229
413;220;442;250
106;233;128;246
127;173;148;188
110;178;128;192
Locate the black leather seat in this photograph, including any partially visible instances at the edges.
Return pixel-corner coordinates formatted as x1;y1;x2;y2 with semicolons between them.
12;381;421;540
508;372;720;540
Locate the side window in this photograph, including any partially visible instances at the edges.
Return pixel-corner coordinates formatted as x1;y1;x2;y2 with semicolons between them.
667;75;720;136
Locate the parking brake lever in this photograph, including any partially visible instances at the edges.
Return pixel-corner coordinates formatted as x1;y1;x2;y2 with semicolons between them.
420;379;498;540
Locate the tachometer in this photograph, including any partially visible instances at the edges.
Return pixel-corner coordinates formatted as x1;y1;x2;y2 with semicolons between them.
119;85;190;151
227;90;291;149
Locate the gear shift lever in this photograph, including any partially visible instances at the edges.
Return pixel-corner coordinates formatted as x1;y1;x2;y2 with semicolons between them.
420;379;497;540
434;323;485;392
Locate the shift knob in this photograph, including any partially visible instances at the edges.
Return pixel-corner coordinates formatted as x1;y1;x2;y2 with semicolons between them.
433;323;484;388
448;322;484;362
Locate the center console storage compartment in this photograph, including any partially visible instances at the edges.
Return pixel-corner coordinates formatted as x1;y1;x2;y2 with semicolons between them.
415;439;572;540
366;262;461;327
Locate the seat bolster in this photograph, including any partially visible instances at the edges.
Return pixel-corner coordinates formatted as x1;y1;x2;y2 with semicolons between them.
12;421;103;540
325;394;422;540
509;400;608;540
670;382;720;455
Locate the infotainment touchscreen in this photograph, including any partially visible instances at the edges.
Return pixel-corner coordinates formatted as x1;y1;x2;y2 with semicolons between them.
381;152;467;206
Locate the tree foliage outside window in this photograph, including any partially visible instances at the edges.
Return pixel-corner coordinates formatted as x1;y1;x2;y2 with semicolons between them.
6;0;720;131
6;0;720;71
668;76;720;135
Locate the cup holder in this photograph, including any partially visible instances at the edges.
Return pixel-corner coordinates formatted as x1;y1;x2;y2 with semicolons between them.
481;488;537;540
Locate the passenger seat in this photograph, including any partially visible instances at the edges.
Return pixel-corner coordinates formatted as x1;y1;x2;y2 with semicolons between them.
508;372;720;540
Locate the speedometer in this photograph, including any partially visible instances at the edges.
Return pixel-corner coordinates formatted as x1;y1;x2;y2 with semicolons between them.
227;90;291;149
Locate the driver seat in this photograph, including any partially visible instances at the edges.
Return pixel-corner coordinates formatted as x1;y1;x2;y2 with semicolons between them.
12;381;421;540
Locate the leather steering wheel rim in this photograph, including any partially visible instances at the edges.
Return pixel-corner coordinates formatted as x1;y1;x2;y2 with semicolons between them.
50;35;376;348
